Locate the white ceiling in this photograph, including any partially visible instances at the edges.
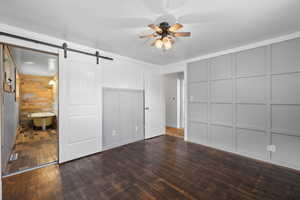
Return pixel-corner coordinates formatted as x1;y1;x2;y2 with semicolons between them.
1;0;300;65
9;46;58;76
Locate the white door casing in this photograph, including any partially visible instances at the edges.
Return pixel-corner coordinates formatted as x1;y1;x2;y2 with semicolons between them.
0;44;3;200
59;51;102;163
144;72;163;139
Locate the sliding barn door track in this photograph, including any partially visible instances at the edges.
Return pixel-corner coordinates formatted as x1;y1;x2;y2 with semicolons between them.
0;31;113;64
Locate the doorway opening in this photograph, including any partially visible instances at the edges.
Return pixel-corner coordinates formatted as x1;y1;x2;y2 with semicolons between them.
1;44;59;176
164;72;185;138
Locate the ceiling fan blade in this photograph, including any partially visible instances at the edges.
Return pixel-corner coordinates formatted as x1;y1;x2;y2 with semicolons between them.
139;34;157;39
168;23;183;32
148;24;162;32
173;32;191;37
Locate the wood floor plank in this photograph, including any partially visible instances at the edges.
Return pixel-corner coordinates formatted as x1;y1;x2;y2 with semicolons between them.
3;135;300;200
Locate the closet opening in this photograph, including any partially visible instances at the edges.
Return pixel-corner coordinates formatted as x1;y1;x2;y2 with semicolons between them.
1;44;59;176
102;88;144;150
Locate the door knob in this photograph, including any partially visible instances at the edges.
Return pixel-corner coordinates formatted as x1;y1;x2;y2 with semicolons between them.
145;107;149;110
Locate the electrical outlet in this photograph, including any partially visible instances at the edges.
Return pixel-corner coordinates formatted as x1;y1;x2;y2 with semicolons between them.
267;145;276;152
112;130;117;136
135;126;138;132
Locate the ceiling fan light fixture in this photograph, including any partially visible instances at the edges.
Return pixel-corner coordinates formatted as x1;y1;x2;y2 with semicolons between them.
155;39;163;48
140;21;190;50
163;37;172;50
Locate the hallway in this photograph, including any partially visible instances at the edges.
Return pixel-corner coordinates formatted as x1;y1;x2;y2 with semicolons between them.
165;126;184;138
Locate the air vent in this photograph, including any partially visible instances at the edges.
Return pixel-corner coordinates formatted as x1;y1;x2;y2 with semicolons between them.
9;153;18;161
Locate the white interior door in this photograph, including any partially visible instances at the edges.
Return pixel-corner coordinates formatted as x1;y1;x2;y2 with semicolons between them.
144;72;163;139
59;51;102;163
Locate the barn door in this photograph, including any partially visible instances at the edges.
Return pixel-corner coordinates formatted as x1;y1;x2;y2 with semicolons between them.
144;72;163;139
59;51;102;163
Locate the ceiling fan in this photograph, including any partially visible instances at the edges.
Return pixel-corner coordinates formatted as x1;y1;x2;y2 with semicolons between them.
139;21;191;50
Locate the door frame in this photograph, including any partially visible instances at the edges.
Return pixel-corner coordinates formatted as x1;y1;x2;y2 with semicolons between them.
162;70;187;141
0;42;60;176
0;43;3;195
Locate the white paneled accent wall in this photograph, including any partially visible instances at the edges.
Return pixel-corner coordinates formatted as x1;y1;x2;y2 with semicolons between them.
187;38;300;170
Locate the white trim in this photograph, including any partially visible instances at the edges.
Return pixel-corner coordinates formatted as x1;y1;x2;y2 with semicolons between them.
184;69;188;141
186;139;300;171
165;31;300;66
176;78;181;128
0;44;3;200
2;161;57;178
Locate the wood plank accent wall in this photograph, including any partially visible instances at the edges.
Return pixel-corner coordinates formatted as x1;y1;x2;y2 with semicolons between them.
20;74;56;122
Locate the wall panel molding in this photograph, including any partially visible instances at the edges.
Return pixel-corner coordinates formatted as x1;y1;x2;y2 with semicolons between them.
187;37;300;170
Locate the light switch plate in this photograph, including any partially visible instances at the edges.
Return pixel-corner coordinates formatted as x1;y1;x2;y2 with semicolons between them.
267;145;276;152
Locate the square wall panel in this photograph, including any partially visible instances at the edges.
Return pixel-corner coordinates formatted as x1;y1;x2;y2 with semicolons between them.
236;46;268;76
237;76;268;103
272;105;300;135
211;79;233;102
210;125;234;151
210;54;232;80
237;129;268;160
272;73;300;104
237;104;268;129
188;82;208;102
188;122;208;144
272;38;300;74
189;103;208;122
188;60;209;82
271;133;300;167
211;103;233;125
69;115;98;143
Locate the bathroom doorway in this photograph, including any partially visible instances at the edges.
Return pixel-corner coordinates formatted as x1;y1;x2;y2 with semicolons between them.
1;44;59;176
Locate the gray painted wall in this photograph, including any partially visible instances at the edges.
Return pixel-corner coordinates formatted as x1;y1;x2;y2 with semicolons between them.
187;38;300;170
164;74;178;128
1;92;19;172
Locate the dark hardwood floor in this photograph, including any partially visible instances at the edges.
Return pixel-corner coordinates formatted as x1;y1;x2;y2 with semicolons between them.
3;135;300;200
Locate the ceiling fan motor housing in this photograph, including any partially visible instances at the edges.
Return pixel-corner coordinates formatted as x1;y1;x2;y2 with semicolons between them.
159;22;171;38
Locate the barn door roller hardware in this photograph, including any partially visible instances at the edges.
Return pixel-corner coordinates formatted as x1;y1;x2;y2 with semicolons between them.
96;51;100;64
62;43;68;58
0;31;113;64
